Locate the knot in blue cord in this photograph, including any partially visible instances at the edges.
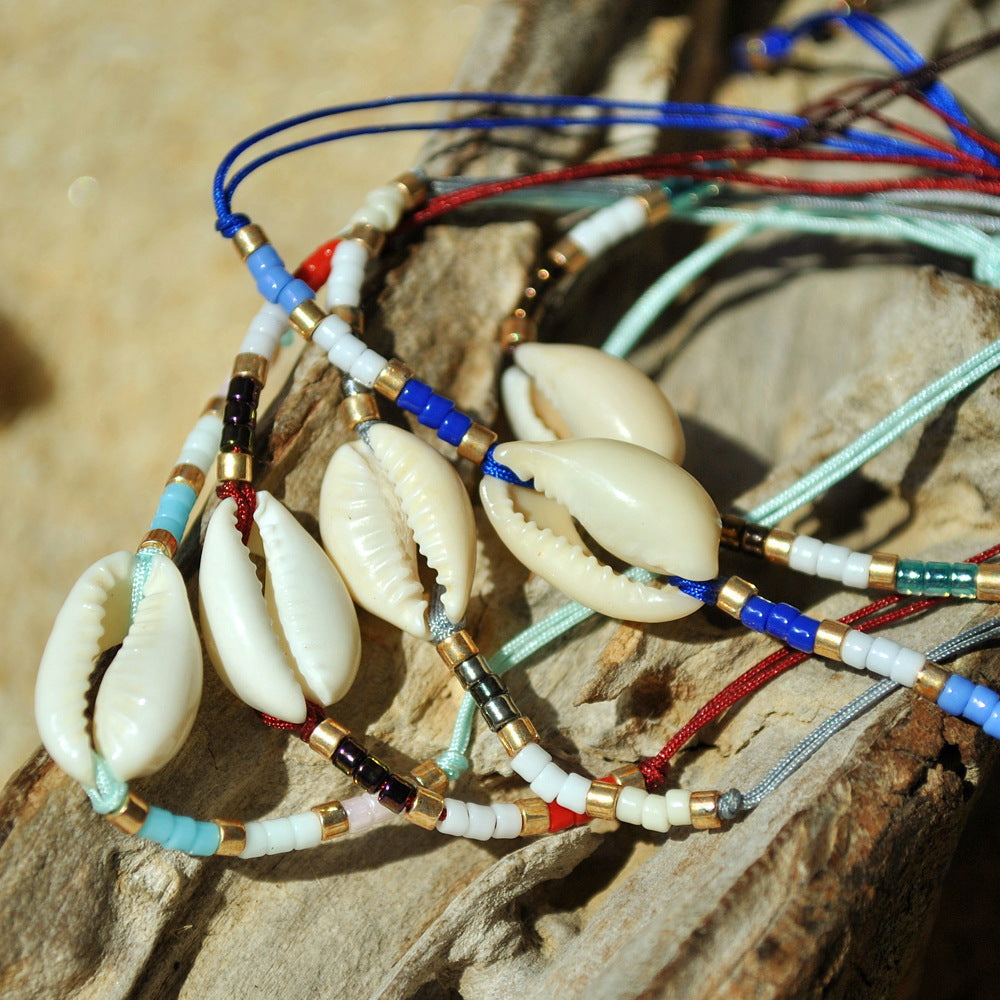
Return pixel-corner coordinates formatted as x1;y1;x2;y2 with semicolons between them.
665;574;724;604
481;444;534;489
216;212;251;239
85;756;129;814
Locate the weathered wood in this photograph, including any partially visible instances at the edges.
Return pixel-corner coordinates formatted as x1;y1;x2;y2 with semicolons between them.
4;2;1000;998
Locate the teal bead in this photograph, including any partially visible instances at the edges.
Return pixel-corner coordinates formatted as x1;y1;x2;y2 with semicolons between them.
922;562;955;597
949;564;978;598
139;805;174;843
162;815;197;852
895;560;923;595
189;822;222;856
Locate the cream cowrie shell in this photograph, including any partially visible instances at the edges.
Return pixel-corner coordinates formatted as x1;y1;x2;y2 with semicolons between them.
199;491;361;723
502;343;685;462
480;438;720;622
35;550;202;788
319;422;477;639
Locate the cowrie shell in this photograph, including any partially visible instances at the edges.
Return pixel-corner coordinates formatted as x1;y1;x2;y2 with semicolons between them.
319;422;477;639
35;550;202;787
199;491;361;723
480;438;720;622
502;343;685;462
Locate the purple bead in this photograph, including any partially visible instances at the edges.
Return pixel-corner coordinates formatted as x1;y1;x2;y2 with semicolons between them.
786;614;819;653
740;596;772;632
937;674;976;716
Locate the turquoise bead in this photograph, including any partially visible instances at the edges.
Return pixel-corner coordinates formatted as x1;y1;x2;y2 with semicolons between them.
949;564;978;598
895;560;923;595
922;562;955;597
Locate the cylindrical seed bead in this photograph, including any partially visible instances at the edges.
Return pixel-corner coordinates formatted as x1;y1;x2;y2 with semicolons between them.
763;529;795;564
977;564;1000;601
816;543;850;581
214;819;248;855
788;536;822;575
609;764;646;788
407;786;445;830
500;314;537;350
373;359;414;402
457;424;498;463
465;803;498;841
517;798;551;837
547;236;588;274
636;185;671;225
842;552;873;588
690;791;722;829
841;629;874;669
741;522;768;557
437;799;469;837
615;785;647;825
938;674;976;715
436;629;479;669
664;789;692;826
962;685;1000;725
393;170;428;209
865;637;899;678
377;774;415;814
139;529;177;559
232;224;268;260
498;717;539;756
868;552;899;590
454;654;492;690
481;695;520;732
813;619;851;661
641;796;670;833
411;760;449;794
220;423;254;453
232;352;269;384
585;780;620;821
895;560;924;594
468;675;507;707
890;646;925;687
167;463;206;495
530;762;568;803
217;452;252;482
331;737;366;776
914;661;949;701
340;223;385;256
555;772;591;815
312;801;350;841
340;392;380;429
354;756;391;793
510;742;552;782
288;299;327;340
492;802;523;839
716;577;758;618
719;514;745;550
948;564;978;598
309;718;350;760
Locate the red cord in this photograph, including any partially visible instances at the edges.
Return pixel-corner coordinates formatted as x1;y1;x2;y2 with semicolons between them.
215;480;258;546
259;700;326;743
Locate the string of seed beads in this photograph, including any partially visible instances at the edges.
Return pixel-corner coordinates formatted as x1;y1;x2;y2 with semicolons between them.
721;514;1000;600
715;575;1000;736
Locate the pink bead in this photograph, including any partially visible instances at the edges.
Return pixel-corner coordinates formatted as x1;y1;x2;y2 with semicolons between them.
343;795;379;832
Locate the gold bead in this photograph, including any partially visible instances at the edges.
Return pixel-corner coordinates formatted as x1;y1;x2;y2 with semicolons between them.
340;392;380;430
232;224;268;260
202;395;226;419
105;792;149;835
585;780;620;821
311;800;350;841
373;359;414;402
232;351;269;384
138;529;178;559
868;551;899;591
330;304;364;332
410;760;450;794
607;764;646;789
547;237;588;274
217;451;253;483
516;797;550;837
977;564;1000;601
287;299;327;341
635;185;671;225
499;314;537;352
498;717;539;757
457;423;498;464
763;529;795;565
435;629;479;669
166;463;206;495
716;577;758;619
914;661;949;701
393;170;428;210
214;819;247;856
309;718;350;760
813;619;851;661
689;790;722;830
340;222;385;256
406;786;445;830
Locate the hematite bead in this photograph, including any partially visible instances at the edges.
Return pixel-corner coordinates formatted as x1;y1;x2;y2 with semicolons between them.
377;774;416;814
332;737;366;777
228;376;262;405
741;522;768;558
223;399;257;426
354;755;391;793
719;514;745;550
454;654;492;690
468;674;507;707
481;695;520;732
220;424;254;453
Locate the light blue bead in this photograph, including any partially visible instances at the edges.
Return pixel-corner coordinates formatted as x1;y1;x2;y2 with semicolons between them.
983;705;1000;739
937;674;975;715
246;246;293;303
276;277;314;314
139;805;175;844
962;685;1000;726
189;821;222;856
162;814;198;852
150;482;197;540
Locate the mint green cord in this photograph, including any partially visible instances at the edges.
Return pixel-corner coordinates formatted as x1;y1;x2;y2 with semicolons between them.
435;198;1000;781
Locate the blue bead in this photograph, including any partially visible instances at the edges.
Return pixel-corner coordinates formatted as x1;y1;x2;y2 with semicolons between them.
418;393;454;429
438;410;473;446
247;246;294;303
764;602;798;642
937;674;976;716
962;685;1000;726
397;379;433;415
189;821;222;856
162;814;198;853
740;596;772;633
277;277;314;314
983;705;1000;739
786;614;819;653
151;482;197;541
139;805;174;844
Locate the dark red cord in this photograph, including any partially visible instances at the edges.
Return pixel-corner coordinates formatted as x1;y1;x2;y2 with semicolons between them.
215;480;258;546
259;700;326;743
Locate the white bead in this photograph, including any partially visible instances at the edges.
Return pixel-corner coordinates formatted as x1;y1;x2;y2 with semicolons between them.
491;802;522;839
465;803;497;841
260;817;297;855
348;348;388;388
841;629;874;669
240;822;267;859
327;331;366;375
641;795;670;833
240;302;287;356
865;636;900;677
349;204;391;231
664;788;692;826
891;646;925;687
326;241;368;308
555;772;591;815
365;185;406;230
615;785;647;826
510;743;552;783
530;762;568;803
816;543;850;581
788;535;823;575
178;414;223;474
437;799;470;837
311;313;351;353
289;811;322;850
842;552;873;589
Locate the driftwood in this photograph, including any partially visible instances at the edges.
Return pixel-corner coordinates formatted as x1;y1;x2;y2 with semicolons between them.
5;2;1000;997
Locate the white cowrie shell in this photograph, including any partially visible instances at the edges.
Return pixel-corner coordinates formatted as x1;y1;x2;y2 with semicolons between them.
480;438;720;622
35;550;202;788
502;343;685;462
319;422;477;639
199;491;361;723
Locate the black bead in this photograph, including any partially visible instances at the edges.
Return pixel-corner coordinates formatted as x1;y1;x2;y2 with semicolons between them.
228;375;262;405
331;737;366;777
223;399;257;427
354;755;391;793
741;522;769;558
220;423;254;453
454;654;492;690
377;774;415;814
480;695;520;732
468;674;507;707
720;514;745;551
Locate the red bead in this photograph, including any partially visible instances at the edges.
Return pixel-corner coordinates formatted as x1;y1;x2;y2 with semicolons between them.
547;801;589;832
294;238;341;291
